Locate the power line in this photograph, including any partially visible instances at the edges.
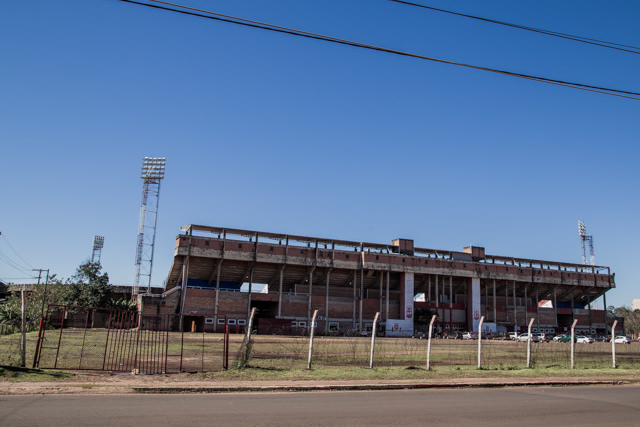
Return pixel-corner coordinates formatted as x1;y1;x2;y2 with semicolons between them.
0;232;34;270
0;246;32;274
117;0;640;100
0;232;34;274
390;0;640;55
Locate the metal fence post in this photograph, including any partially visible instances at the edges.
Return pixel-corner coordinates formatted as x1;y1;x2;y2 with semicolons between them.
20;288;26;367
526;317;535;368
224;323;229;370
426;315;437;370
53;306;66;370
307;310;319;369
611;320;618;369
32;316;44;368
477;316;485;369
369;312;380;369
570;319;578;369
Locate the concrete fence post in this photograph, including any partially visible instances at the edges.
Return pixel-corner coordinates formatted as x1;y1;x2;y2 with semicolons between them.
369;312;380;369
611;320;618;369
426;315;437;370
237;307;257;369
477;316;485;369
570;319;578;369
307;310;319;369
526;317;535;368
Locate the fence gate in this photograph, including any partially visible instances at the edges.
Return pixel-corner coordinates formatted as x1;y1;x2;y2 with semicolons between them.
33;306;223;373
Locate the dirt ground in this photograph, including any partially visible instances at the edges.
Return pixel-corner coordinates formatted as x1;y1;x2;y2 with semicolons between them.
1;368;638;395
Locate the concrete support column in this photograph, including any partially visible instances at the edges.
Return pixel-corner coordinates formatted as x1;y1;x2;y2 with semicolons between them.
179;255;190;317
352;271;357;330
385;270;390;322
467;277;481;332
535;287;540;332
398;272;414;336
513;281;517;331
359;265;364;332
214;260;222;332
570;289;575;325
378;273;383;319
524;285;528;325
277;266;284;317
449;276;453;330
492;279;496;323
325;269;331;333
484;280;488;320
588;291;593;331
553;286;558;327
247;269;253;318
436;274;440;328
307;268;315;325
505;283;509;323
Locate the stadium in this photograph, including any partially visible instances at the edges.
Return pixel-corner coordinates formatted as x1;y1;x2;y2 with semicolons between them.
140;224;615;337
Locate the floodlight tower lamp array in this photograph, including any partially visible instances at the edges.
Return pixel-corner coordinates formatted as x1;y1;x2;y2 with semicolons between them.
91;235;105;263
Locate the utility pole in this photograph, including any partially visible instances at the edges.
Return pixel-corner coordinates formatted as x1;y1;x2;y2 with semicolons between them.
32;269;50;317
32;269;45;284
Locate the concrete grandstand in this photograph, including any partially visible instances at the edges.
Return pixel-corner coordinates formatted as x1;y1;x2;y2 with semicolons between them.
140;224;615;337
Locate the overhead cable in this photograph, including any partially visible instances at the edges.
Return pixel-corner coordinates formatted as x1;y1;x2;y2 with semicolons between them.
117;0;640;100
390;0;640;55
1;233;34;270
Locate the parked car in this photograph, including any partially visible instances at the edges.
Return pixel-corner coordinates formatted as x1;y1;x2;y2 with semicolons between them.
509;332;518;341
492;332;511;340
613;336;631;344
576;335;594;344
462;332;478;340
537;333;553;342
443;331;462;339
554;334;574;343
516;333;540;342
594;335;609;342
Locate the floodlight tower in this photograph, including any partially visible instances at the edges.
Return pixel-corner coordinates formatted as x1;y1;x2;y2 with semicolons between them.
133;157;166;298
91;235;104;263
578;220;595;266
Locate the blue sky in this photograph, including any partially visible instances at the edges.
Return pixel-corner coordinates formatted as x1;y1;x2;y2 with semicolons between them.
1;0;638;308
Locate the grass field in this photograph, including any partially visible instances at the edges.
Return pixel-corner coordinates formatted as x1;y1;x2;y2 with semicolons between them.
2;330;639;375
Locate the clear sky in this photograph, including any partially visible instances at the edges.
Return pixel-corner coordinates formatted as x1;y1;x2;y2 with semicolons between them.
1;0;638;308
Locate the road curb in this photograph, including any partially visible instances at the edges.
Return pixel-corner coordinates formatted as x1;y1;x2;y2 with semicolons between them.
132;380;628;394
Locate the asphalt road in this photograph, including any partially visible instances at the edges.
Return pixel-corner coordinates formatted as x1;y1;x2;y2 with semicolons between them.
1;385;639;426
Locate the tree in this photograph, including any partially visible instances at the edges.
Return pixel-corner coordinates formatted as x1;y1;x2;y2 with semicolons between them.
61;262;112;308
612;306;640;338
0;275;64;333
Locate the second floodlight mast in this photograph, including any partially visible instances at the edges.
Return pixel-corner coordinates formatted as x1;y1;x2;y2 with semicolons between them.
133;157;166;300
91;235;104;263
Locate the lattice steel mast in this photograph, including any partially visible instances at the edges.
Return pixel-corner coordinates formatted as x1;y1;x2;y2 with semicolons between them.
91;235;104;263
133;157;166;298
578;220;595;266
